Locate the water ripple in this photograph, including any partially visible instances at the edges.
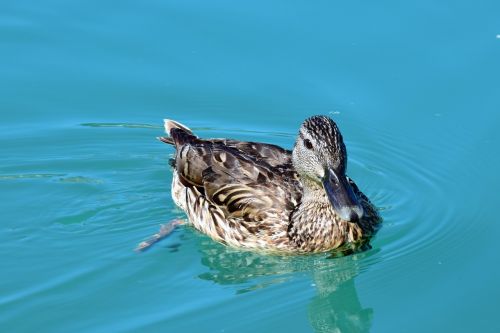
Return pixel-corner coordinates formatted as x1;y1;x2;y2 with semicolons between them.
0;173;103;184
80;122;294;138
344;118;479;278
0;173;66;180
81;122;161;129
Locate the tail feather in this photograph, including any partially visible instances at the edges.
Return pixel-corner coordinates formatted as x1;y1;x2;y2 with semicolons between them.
164;119;193;135
159;119;196;146
157;136;174;145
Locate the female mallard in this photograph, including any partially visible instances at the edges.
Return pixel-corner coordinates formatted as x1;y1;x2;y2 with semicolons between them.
158;115;380;254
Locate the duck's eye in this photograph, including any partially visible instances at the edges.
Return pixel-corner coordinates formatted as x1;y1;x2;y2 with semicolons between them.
303;138;313;150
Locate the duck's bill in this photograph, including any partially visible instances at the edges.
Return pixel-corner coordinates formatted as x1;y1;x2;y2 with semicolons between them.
322;168;364;222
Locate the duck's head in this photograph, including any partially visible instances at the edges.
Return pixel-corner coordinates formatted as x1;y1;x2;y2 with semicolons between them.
292;115;364;222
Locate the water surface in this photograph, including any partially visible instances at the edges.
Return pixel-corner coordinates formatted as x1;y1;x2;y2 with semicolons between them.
1;1;500;332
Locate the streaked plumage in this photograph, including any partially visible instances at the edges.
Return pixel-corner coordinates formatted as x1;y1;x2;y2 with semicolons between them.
159;116;380;254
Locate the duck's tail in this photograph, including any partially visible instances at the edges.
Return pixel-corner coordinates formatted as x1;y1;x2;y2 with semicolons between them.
158;119;197;146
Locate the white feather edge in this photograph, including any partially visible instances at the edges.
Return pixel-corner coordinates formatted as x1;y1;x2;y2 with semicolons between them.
163;119;193;134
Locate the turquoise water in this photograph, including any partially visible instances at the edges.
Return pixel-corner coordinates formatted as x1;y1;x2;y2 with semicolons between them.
1;0;500;332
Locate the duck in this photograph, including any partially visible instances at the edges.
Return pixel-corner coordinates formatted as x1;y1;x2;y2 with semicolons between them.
158;115;380;254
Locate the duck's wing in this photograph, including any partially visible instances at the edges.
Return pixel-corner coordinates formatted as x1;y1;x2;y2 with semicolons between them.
160;136;292;168
209;139;292;168
174;141;301;224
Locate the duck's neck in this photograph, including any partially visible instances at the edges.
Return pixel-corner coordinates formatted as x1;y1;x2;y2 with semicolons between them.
288;177;357;252
298;177;329;204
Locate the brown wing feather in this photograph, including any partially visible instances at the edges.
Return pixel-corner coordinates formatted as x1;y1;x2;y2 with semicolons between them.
209;139;292;167
160;134;292;168
174;140;300;225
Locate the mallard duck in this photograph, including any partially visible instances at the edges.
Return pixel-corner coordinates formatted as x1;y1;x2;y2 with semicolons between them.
158;115;380;253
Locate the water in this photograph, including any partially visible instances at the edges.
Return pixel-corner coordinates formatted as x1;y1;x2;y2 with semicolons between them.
1;0;499;332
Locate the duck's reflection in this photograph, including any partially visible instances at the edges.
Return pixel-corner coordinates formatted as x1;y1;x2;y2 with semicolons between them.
308;274;372;333
195;238;373;333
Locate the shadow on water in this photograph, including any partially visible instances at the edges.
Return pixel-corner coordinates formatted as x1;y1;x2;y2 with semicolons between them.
195;238;374;333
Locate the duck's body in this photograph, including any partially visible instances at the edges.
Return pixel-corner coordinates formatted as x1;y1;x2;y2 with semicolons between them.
160;116;380;254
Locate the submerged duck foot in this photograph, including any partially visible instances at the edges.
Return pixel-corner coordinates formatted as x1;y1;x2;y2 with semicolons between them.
135;219;185;252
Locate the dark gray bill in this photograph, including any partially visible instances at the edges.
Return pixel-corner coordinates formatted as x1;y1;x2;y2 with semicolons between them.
322;168;364;222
